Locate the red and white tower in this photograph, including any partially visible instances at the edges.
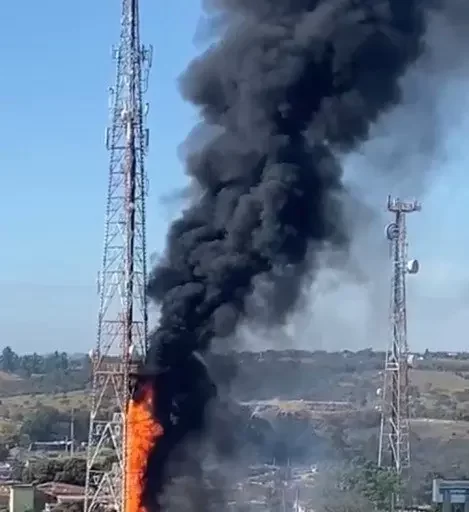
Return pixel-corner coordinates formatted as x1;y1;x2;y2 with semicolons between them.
84;1;152;510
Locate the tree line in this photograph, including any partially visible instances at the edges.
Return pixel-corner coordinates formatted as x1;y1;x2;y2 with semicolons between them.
0;346;84;377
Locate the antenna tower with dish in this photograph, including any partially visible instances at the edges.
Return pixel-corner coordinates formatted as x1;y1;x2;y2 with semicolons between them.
378;195;421;478
84;1;152;510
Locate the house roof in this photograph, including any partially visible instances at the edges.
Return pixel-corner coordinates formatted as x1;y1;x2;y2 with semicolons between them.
36;483;85;497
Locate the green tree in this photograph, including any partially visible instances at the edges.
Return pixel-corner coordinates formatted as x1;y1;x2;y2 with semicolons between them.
22;460;59;483
0;421;19;445
313;461;402;512
55;458;86;486
0;346;18;372
344;460;401;511
22;458;86;486
19;406;66;442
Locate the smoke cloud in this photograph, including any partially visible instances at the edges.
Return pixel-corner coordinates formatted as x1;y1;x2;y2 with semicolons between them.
277;1;469;354
142;0;446;509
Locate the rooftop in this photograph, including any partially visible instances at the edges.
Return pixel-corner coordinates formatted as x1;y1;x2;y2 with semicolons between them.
36;483;85;497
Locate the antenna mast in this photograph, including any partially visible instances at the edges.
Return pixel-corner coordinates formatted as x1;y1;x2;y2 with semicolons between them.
84;0;152;510
378;196;420;479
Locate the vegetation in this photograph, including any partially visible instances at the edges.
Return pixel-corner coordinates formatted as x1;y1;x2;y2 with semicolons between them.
22;457;87;485
311;460;401;512
1;346;469;423
21;455;115;486
0;346;468;504
0;346;89;397
0;346;70;375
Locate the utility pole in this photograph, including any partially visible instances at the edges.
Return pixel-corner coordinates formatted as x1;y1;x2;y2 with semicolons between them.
378;196;421;479
70;408;75;457
84;1;152;511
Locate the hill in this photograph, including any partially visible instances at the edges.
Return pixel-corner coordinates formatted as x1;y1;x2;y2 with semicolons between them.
2;346;469;421
0;346;469;501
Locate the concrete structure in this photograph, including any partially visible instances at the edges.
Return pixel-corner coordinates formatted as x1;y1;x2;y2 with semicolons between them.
9;484;34;512
432;479;469;512
0;482;19;510
0;481;85;512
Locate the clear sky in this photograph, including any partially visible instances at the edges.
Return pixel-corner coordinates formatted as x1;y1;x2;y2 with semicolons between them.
0;3;468;354
0;0;202;353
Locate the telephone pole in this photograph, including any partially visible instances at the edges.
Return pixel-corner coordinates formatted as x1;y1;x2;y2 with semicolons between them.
84;1;152;511
378;195;421;477
70;408;75;457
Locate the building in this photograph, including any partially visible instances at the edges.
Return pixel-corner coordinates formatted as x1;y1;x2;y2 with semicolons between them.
28;442;73;454
36;482;85;508
0;481;86;512
9;484;34;512
433;479;469;512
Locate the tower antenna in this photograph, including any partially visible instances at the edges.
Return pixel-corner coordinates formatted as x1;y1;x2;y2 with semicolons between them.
378;195;420;480
84;1;152;510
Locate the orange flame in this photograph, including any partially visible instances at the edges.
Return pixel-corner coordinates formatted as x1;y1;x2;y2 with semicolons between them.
125;382;163;512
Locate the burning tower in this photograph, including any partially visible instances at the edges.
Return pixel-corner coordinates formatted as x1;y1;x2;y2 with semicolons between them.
84;1;154;511
141;1;430;509
74;0;437;508
378;195;421;478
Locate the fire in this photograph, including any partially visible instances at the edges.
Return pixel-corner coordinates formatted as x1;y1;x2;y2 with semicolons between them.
125;382;163;512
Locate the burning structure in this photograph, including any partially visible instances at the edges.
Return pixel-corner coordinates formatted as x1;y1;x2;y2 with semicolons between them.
125;378;163;512
85;0;457;511
138;1;439;510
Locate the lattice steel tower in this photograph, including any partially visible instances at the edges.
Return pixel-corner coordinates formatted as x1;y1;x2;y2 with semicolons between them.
84;1;152;510
378;195;421;476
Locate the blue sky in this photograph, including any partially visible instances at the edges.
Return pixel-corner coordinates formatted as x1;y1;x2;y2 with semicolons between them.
0;3;468;353
0;0;201;352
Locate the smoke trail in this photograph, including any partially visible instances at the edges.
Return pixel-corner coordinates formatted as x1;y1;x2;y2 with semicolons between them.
144;0;430;509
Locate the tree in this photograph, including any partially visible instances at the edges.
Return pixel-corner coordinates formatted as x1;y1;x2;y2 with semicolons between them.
1;347;18;372
312;467;375;512
343;460;401;511
0;421;19;445
22;458;86;486
22;460;59;484
19;406;66;442
312;461;401;512
56;458;86;486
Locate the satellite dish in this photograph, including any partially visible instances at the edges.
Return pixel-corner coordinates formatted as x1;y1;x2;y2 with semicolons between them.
385;223;398;241
407;259;419;274
88;349;95;360
128;344;137;359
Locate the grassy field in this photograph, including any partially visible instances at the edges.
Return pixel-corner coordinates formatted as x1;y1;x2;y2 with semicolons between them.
410;368;468;392
0;371;23;382
0;353;468;442
0;364;467;411
0;389;88;417
411;418;469;440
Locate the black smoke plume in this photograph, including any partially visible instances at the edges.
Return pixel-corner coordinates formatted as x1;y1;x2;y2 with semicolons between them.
143;0;428;509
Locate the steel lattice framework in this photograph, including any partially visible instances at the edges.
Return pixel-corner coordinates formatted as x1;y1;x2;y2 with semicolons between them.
378;195;421;478
84;1;152;510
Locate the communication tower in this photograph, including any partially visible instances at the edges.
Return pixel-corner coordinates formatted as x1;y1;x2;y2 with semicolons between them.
84;1;152;511
378;195;421;476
